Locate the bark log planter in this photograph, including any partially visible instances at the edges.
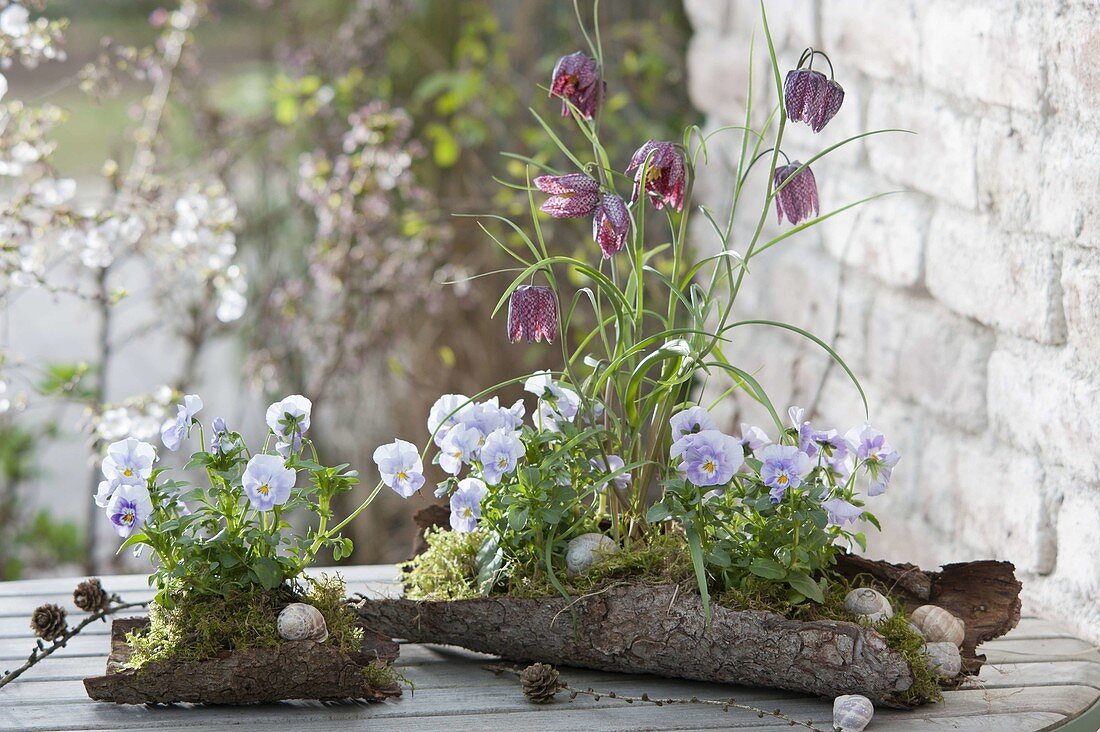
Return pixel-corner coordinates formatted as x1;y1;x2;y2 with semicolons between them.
83;617;402;704
355;554;1021;708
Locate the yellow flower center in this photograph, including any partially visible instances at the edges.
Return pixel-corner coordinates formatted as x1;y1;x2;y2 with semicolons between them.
123;468;133;477
497;457;508;468
703;459;716;473
259;483;270;495
397;471;408;482
462;507;474;518
121;510;134;525
778;474;788;485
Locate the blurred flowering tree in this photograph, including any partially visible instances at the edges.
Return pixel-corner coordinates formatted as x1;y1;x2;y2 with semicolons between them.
0;0;690;573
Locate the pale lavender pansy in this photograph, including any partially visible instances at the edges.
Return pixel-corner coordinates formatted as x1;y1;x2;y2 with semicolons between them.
590;454;630;492
439;424;481;476
760;444;814;503
480;428;525;485
373;439;425;498
160;394;203;452
821;497;864;527
106;483;153;538
241;454;295;511
450;477;488;533
846;422;900;496
678;430;743;487
739;423;771;453
102;437;156;487
265;394;312;441
670;405;718;442
427;393;470;447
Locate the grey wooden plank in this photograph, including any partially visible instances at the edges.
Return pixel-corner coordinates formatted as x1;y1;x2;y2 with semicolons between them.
983;637;1100;664
973;661;1100;691
0;683;1091;731
1012;617;1081;640
53;711;1068;732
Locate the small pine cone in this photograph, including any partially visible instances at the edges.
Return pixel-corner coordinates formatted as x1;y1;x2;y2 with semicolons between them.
73;578;109;613
30;603;68;642
520;662;561;704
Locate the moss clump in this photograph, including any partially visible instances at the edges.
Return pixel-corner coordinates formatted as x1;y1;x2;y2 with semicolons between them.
126;575;365;670
402;527;485;600
403;528;694;601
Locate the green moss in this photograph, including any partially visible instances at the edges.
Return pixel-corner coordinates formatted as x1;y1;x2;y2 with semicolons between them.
403;528;694;601
402;527;485;600
126;575;365;670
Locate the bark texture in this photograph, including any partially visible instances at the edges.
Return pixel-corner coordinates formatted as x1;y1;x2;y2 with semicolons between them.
84;617;402;705
357;583;925;706
834;555;1022;674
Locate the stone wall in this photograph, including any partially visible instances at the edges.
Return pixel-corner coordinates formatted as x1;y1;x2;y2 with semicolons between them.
685;0;1100;641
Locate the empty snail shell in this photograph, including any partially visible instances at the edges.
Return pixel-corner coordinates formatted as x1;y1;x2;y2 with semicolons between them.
565;533;619;575
911;604;966;647
843;588;894;624
923;641;962;678
277;602;329;643
832;694;874;732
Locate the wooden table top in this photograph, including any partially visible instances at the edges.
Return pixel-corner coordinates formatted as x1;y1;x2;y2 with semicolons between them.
1;565;1097;731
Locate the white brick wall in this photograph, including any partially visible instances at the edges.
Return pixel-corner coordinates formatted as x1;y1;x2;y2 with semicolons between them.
686;0;1100;642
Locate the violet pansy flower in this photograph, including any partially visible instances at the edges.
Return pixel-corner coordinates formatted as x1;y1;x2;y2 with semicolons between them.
242;454;295;511
821;497;864;527
590;454;630;492
102;437;157;486
670;405;718;442
678;430;743;487
439;424;481;476
373;439;425;498
846;422;900;496
480;428;524;485
106;483;153;539
739;423;771;453
450;477;488;533
160;394;203;452
427;393;470;447
760;444;813;503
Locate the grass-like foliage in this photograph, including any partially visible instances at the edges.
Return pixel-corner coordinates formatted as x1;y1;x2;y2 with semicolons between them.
378;0;909;624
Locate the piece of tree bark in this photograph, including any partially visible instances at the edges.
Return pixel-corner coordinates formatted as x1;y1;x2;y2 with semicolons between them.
834;555;1022;675
358;583;926;706
84;617;402;704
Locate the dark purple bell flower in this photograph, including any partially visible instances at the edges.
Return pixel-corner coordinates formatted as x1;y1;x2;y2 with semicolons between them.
534;174;600;218
626;140;685;212
784;67;844;133
550;51;602;120
507;285;557;344
592;194;629;258
773;162;819;226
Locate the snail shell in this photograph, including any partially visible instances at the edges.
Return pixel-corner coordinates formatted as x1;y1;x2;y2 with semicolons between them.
923;641;962;678
911;604;966;647
565;533;619;575
832;694;874;732
277;602;329;643
843;588;894;624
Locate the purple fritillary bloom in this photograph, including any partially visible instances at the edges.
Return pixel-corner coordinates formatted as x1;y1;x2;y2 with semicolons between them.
507;285;557;344
450;477;488;532
592;194;630;257
784;68;844;133
534;174;600;218
627;140;685;211
550;51;603;119
774;162;819;226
